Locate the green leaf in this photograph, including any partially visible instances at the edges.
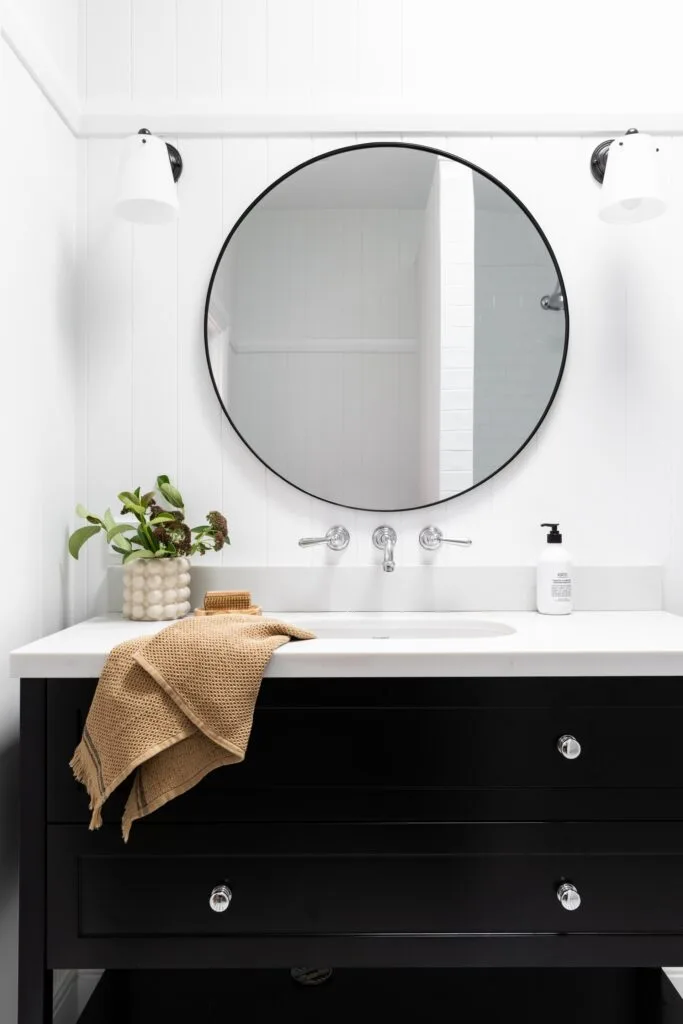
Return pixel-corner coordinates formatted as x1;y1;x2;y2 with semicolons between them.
140;490;156;508
159;482;184;509
156;475;170;488
148;513;177;525
106;523;136;545
85;515;104;526
103;508;117;534
117;492;145;517
68;524;101;559
75;503;89;519
111;545;129;557
122;548;157;565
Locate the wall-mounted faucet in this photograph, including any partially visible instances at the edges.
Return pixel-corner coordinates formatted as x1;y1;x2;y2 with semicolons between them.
419;526;472;551
298;525;350;551
373;525;397;572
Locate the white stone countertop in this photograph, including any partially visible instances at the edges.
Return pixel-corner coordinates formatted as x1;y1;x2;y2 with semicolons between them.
10;610;683;678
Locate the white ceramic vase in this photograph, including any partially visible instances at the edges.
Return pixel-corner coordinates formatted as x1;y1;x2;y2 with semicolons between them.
122;556;192;621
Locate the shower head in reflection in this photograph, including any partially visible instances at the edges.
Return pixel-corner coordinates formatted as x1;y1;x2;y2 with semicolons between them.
540;280;565;312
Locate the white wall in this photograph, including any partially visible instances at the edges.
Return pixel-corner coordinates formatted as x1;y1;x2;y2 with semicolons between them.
79;0;683;123
82;125;672;596
0;15;82;1020
9;0;80;94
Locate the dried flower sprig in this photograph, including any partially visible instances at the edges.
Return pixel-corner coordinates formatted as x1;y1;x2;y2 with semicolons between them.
68;475;230;564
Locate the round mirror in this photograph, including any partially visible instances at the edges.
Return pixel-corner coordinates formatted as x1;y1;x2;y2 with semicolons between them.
205;143;568;512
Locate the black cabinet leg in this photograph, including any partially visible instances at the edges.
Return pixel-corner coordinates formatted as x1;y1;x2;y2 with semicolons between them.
18;680;51;1024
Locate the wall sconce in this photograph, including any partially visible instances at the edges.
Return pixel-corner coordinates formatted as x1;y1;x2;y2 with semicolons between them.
590;128;665;224
115;128;183;224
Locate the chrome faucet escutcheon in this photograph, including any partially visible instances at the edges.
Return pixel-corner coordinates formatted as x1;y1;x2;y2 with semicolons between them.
373;526;397;572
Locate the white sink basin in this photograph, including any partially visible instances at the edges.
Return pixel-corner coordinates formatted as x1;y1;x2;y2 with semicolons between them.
288;615;516;640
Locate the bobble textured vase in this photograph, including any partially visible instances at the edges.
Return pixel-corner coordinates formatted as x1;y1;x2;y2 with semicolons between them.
122;557;192;621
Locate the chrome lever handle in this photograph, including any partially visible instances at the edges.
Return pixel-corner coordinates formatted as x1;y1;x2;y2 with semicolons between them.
298;525;350;551
419;526;472;551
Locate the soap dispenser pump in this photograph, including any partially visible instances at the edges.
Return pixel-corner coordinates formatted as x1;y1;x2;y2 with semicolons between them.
536;523;573;615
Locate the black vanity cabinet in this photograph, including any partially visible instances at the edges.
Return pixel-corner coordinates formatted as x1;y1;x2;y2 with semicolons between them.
20;675;683;1022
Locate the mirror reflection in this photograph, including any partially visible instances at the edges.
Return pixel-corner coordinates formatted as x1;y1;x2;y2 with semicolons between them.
206;145;568;511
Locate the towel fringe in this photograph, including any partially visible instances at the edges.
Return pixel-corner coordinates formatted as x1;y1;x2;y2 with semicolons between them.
70;745;104;831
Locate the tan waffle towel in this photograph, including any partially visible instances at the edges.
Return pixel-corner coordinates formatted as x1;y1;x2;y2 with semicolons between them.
70;615;314;840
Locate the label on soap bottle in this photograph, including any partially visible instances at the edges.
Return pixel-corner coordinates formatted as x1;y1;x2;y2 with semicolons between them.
551;572;572;602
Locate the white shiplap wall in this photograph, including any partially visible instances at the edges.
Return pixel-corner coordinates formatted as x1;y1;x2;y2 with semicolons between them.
78;0;681;611
1;17;82;1020
83;126;675;608
81;0;683;122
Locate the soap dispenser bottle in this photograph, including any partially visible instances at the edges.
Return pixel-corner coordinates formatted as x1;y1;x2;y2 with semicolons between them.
537;523;573;615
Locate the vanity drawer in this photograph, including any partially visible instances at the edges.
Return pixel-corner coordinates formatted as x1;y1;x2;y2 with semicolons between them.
47;822;683;966
48;678;683;824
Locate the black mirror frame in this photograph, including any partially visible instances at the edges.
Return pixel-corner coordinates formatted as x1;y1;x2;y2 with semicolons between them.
204;141;569;513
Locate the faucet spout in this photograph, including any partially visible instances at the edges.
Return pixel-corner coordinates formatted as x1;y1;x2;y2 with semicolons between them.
372;526;397;572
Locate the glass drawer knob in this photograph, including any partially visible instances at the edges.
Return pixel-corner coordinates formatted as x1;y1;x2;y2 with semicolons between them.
557;734;581;759
557;882;581;911
209;884;232;913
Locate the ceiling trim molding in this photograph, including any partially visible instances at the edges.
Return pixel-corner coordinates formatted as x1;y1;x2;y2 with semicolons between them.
80;106;683;139
2;4;681;145
1;0;81;135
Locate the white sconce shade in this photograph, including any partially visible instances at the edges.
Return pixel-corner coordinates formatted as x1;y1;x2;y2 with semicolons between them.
115;131;180;224
597;131;665;224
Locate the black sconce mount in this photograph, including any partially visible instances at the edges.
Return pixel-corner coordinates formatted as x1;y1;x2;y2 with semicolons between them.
138;127;183;183
590;127;639;184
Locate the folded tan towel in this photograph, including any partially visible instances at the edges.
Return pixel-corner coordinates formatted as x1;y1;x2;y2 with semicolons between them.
70;615;314;840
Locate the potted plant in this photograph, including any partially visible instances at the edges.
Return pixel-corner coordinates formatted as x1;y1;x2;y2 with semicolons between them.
69;475;229;621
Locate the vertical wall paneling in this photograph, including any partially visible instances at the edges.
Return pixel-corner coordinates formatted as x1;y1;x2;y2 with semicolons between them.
85;140;134;609
131;0;176;101
312;0;358;99
177;138;225;561
80;1;679;595
267;0;314;101
81;126;674;581
2;37;80;1019
85;0;131;101
357;0;402;98
130;205;179;488
221;0;268;100
177;0;221;101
